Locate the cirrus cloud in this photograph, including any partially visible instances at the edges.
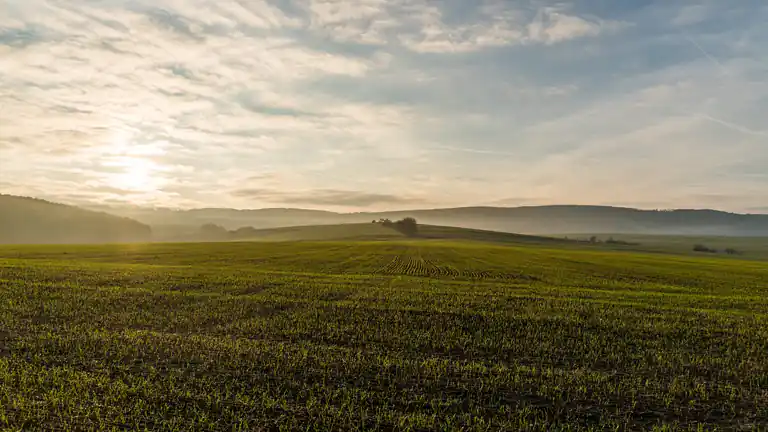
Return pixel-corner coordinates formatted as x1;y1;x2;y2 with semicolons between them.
232;188;426;207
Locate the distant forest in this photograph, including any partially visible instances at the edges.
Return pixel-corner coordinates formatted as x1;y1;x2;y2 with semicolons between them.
0;195;151;244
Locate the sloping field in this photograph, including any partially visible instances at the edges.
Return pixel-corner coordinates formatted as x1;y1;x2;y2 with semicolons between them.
232;223;406;241
232;222;570;245
1;241;767;430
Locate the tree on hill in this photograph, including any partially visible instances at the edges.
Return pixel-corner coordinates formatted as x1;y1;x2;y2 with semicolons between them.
385;217;418;237
693;244;717;253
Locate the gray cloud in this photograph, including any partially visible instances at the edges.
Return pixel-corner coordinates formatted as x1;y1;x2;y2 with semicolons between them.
0;26;46;48
232;188;425;207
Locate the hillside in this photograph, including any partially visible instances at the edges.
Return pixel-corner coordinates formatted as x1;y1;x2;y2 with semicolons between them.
229;223;404;242
0;195;151;244
374;206;768;236
187;222;573;246
218;223;768;260
100;204;768;237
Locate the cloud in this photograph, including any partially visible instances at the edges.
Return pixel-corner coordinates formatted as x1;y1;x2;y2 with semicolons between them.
299;0;625;54
693;113;767;136
527;7;605;45
1;1;767;212
231;188;425;207
307;0;395;45
397;2;623;53
671;4;712;27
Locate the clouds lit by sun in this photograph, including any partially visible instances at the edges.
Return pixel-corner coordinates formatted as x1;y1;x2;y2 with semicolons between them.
1;1;767;212
106;156;161;193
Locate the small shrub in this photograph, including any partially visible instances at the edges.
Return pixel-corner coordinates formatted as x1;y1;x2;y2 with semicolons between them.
693;244;717;253
606;237;639;246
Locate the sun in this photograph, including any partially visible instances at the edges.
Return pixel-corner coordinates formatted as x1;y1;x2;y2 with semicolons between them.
103;132;166;193
109;156;160;192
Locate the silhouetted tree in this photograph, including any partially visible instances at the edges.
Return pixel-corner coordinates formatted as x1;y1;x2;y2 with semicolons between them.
693;244;717;253
605;237;639;246
379;217;419;237
394;217;419;237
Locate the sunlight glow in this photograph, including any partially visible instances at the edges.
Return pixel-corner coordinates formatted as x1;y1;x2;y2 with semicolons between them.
110;156;160;192
102;131;167;193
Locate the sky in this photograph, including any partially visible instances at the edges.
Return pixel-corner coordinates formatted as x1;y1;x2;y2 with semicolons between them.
1;0;767;212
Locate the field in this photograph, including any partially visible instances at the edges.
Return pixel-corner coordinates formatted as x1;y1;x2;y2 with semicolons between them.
561;234;768;261
228;223;572;246
1;240;768;431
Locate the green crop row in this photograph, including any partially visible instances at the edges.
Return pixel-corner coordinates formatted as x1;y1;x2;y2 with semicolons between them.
1;241;767;430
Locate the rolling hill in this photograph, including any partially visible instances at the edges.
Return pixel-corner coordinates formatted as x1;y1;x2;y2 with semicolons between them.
222;223;572;244
154;222;768;261
0;195;152;244
100;204;768;237
6;194;768;244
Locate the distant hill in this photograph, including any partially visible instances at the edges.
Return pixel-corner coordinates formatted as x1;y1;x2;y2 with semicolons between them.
0;195;151;244
97;207;347;240
187;222;571;245
100;204;768;237
377;206;768;236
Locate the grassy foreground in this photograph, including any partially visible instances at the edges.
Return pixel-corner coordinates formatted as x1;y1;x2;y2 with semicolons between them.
1;241;767;431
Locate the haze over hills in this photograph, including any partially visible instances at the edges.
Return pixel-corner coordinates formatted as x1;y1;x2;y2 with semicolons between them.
193;222;573;245
4;194;768;244
0;195;152;244
95;202;768;238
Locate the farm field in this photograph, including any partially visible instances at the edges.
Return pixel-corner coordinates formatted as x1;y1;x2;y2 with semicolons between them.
1;240;768;431
212;222;575;246
560;233;768;261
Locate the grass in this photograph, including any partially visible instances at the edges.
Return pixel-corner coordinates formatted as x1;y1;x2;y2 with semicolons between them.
230;223;405;242
1;240;767;431
561;234;768;261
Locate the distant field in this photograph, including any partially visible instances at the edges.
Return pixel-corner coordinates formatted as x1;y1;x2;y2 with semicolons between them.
562;233;768;260
1;241;767;430
230;222;571;245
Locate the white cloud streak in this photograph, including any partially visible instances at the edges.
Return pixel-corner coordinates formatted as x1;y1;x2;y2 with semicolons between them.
680;31;728;75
